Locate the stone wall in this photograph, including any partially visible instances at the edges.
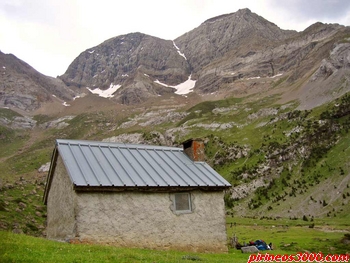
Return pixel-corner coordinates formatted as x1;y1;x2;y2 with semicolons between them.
46;155;77;240
74;190;228;252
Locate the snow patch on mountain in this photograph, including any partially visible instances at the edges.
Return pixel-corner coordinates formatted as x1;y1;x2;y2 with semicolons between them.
87;83;121;98
173;41;187;60
154;75;196;95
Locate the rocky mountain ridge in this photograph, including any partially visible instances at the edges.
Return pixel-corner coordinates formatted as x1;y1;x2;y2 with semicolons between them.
0;51;75;112
58;8;350;108
59;33;190;104
1;8;350;112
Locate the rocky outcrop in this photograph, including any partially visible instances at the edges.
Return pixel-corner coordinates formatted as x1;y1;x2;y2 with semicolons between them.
312;42;350;81
0;115;37;129
297;36;350;110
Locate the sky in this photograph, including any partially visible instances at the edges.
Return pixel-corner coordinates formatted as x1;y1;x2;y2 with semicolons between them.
1;0;349;78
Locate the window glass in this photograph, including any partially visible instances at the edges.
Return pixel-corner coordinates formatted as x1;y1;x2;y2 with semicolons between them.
174;193;191;211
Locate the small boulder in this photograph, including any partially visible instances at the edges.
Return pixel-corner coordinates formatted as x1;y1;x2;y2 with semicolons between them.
18;202;27;209
241;246;259;253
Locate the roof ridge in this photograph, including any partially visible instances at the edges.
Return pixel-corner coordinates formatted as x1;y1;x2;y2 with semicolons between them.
56;139;182;150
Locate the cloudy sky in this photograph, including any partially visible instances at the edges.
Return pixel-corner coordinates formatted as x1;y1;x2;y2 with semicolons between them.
1;0;349;77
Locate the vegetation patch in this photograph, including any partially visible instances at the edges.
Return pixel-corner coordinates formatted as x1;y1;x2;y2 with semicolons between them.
0;108;23;120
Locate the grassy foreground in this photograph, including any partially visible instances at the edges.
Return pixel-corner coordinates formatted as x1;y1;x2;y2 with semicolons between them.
0;231;247;263
0;217;349;263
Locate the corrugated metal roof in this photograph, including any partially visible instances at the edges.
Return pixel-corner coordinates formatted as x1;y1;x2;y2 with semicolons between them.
55;139;231;188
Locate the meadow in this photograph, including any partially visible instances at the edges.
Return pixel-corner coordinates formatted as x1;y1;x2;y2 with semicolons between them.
1;217;349;263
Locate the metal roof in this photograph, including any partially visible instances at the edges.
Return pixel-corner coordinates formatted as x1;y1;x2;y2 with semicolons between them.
53;139;231;188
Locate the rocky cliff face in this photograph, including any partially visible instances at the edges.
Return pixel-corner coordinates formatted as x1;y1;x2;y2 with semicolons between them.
174;9;296;74
0;51;74;112
59;33;191;104
297;33;350;110
175;14;350;101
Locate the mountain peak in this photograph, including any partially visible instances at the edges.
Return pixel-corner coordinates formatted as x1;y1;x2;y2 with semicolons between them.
236;8;252;14
203;8;252;24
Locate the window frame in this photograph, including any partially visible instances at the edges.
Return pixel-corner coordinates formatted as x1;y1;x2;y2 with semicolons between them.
170;192;193;214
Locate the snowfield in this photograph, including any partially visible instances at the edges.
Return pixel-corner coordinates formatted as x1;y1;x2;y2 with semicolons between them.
155;75;196;95
87;83;121;98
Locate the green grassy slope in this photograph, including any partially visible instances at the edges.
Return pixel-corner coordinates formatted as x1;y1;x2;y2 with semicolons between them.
0;92;349;236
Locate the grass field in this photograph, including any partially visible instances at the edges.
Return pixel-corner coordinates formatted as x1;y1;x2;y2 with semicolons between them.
1;217;349;263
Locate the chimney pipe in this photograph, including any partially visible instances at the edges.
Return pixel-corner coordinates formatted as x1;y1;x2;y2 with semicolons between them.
182;138;205;162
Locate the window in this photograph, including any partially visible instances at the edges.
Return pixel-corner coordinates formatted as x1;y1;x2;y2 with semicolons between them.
169;192;194;214
174;193;191;212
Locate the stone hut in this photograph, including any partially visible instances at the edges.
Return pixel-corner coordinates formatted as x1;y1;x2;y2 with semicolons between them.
43;138;231;252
